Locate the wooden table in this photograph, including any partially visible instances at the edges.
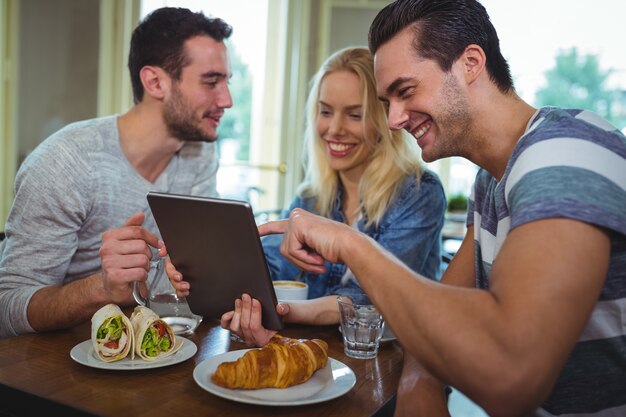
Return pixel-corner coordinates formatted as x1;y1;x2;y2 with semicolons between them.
0;317;406;416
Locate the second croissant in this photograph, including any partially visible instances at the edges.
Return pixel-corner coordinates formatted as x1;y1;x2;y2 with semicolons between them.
212;335;329;389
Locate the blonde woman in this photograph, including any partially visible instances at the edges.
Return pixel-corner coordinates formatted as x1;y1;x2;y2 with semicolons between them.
169;47;446;345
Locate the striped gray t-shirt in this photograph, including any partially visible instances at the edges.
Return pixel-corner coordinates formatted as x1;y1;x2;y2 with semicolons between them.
468;107;626;416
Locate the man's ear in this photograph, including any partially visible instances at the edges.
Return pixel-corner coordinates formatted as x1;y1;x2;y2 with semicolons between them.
459;44;486;85
139;66;170;100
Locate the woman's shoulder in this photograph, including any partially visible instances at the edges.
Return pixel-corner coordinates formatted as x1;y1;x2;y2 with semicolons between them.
397;169;445;202
289;192;319;212
419;168;444;187
372;170;445;227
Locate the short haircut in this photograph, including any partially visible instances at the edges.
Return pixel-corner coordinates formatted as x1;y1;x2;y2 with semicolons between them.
128;7;233;103
368;0;513;93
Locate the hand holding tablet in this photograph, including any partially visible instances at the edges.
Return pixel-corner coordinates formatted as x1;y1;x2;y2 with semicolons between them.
147;192;283;331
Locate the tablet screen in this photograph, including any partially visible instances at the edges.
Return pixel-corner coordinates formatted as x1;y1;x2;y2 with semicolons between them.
147;192;283;331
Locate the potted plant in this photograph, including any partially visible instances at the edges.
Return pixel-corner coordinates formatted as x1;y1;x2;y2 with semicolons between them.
446;193;468;222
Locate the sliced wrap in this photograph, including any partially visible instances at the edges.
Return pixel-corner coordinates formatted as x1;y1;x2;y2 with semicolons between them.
130;306;183;361
91;304;134;362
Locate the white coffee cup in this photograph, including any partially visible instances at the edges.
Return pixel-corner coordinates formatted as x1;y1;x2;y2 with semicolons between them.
273;280;308;301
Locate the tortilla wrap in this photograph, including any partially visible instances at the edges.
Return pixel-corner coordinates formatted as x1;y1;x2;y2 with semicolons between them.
130;306;183;361
91;304;134;362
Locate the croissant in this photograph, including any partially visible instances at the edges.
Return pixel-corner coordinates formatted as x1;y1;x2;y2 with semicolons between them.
211;335;329;389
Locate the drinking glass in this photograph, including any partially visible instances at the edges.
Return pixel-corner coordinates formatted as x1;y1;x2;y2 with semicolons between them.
337;296;385;359
132;257;202;335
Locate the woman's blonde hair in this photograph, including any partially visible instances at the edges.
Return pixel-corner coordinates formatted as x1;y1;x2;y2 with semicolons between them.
298;47;423;228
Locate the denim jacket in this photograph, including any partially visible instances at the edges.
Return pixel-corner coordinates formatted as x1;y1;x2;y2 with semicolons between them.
261;170;446;300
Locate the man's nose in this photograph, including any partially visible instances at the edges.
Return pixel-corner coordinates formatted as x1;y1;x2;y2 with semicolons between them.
219;85;233;109
387;102;409;131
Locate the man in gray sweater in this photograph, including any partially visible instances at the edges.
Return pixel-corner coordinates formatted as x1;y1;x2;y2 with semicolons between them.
0;7;233;338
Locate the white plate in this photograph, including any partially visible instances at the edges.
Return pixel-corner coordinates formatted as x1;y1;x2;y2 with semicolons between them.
338;325;397;344
193;349;356;406
70;337;197;370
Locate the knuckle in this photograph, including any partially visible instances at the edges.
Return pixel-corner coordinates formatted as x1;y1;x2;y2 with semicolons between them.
98;245;111;257
290;208;302;218
101;259;112;270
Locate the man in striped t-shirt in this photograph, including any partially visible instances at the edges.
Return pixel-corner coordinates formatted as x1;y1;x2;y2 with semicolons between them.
254;0;626;416
469;106;626;416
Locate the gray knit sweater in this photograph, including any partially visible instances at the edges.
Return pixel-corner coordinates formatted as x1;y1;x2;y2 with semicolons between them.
0;115;218;337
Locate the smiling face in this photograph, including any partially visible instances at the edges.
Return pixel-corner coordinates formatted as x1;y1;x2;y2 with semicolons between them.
374;27;473;162
163;35;233;143
316;70;375;181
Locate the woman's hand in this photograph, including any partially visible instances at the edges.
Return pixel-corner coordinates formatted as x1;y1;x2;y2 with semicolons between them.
164;257;189;298
221;293;290;347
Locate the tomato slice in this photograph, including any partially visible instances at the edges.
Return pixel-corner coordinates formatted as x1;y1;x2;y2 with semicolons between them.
155;322;166;337
104;340;119;349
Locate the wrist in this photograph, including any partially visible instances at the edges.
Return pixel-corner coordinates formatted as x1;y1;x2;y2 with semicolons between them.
282;297;340;325
92;272;115;305
311;296;341;325
338;228;376;274
337;225;369;261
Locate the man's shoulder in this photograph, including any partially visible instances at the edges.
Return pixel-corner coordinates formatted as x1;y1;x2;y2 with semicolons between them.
525;107;625;146
19;116;118;175
508;107;626;187
37;115;118;153
501;108;626;237
53;115;117;137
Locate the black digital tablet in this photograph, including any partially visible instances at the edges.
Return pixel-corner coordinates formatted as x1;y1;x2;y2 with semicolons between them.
146;192;283;331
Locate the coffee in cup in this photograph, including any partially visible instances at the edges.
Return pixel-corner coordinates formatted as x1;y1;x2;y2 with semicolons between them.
273;280;308;301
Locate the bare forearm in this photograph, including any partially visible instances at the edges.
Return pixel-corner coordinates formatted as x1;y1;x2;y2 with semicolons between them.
396;352;451;417
337;221;610;415
340;232;534;413
261;213;610;414
27;272;117;331
283;296;340;325
344;235;498;382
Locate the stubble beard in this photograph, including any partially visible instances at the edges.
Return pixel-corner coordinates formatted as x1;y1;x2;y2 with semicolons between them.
163;85;217;143
430;74;474;160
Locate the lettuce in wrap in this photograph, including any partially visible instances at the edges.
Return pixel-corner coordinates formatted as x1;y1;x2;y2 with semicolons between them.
130;306;183;361
91;304;134;362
